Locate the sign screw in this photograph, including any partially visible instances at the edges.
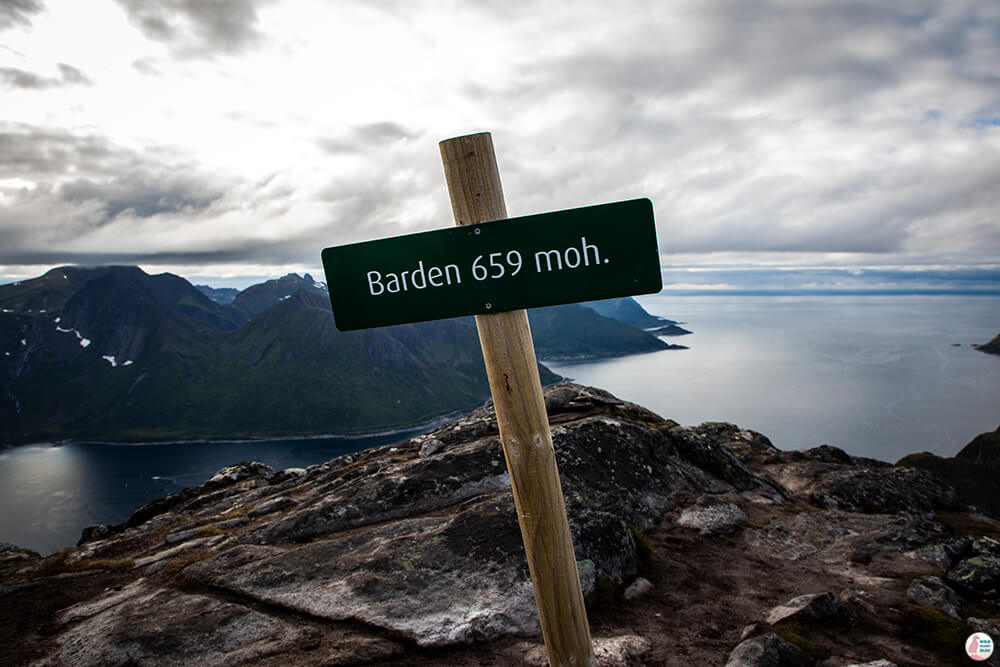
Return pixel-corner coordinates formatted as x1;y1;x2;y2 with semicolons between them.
485;302;492;310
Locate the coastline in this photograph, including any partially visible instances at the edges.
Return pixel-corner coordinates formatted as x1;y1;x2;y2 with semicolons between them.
5;410;466;450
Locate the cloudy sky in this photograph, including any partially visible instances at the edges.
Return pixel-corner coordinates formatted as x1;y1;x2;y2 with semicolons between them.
2;0;998;291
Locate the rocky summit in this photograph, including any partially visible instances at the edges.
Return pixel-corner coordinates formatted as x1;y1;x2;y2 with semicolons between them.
1;384;999;666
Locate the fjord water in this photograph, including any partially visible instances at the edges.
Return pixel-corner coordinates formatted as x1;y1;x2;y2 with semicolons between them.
0;429;428;555
549;294;1000;463
2;294;997;555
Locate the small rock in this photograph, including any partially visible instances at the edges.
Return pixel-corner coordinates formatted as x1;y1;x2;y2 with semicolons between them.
973;536;1000;558
247;495;296;517
0;542;40;565
906;536;973;569
725;633;815;667
906;576;962;619
419;438;444;457
945;555;1000;599
766;592;838;626
164;527;203;545
593;634;652;666
677;498;747;536
523;634;651;667
802;444;853;464
740;623;767;641
623;577;653;600
270;467;307;485
78;525;113;545
206;461;276;487
967;617;1000;640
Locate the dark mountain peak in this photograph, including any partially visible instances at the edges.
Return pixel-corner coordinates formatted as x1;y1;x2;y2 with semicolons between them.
527;303;677;360
955;426;1000;466
0;265;128;313
60;271;170;363
196;284;240;305
975;333;1000;355
581;297;677;330
231;272;329;320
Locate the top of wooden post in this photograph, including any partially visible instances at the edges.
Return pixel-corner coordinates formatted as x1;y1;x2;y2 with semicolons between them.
439;132;508;226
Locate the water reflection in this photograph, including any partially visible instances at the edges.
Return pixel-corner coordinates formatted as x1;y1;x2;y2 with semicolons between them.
0;428;427;555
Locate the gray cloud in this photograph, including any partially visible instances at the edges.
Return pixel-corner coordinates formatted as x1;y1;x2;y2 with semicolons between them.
0;63;93;89
1;123;123;178
2;1;997;284
0;123;242;266
0;0;42;30
59;171;227;220
114;0;267;58
317;123;422;156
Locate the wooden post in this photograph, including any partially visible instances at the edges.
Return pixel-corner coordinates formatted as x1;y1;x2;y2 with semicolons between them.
440;132;595;667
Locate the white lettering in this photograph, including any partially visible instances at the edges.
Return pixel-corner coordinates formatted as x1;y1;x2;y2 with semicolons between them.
411;261;427;289
366;261;462;297
535;249;563;272
564;246;581;268
428;266;443;287
581;236;600;265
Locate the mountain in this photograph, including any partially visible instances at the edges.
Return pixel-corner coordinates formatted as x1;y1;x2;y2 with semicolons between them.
582;297;677;330
897;426;1000;517
195;284;240;305
975;333;1000;355
1;266;672;444
528;304;682;360
229;272;328;321
3;385;997;666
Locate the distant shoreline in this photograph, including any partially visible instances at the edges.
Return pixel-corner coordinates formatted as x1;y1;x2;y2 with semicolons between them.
654;289;1000;296
4;411;465;450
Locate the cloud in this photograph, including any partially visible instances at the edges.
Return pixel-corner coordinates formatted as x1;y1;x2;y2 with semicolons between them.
114;0;268;58
0;0;43;30
1;0;997;284
0;63;93;89
0;122;247;265
58;170;228;220
0;123;120;178
317;122;422;156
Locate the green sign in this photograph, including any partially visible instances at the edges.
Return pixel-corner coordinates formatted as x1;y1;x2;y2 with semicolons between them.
322;198;661;331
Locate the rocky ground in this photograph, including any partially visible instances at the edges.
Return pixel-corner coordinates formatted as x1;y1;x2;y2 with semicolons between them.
1;383;998;666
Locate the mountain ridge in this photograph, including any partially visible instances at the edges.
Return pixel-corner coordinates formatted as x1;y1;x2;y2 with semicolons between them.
1;266;677;445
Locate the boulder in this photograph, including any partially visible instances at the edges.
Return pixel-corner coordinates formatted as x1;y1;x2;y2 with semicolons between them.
945;555;1000;599
677;497;747;535
765;592;838;626
36;584;319;667
906;576;962;619
809;466;958;516
725;633;815;667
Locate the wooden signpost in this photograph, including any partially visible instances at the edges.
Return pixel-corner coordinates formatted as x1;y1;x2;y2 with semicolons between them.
322;132;661;667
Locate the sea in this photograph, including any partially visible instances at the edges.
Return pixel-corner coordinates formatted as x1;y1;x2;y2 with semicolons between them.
1;293;998;555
